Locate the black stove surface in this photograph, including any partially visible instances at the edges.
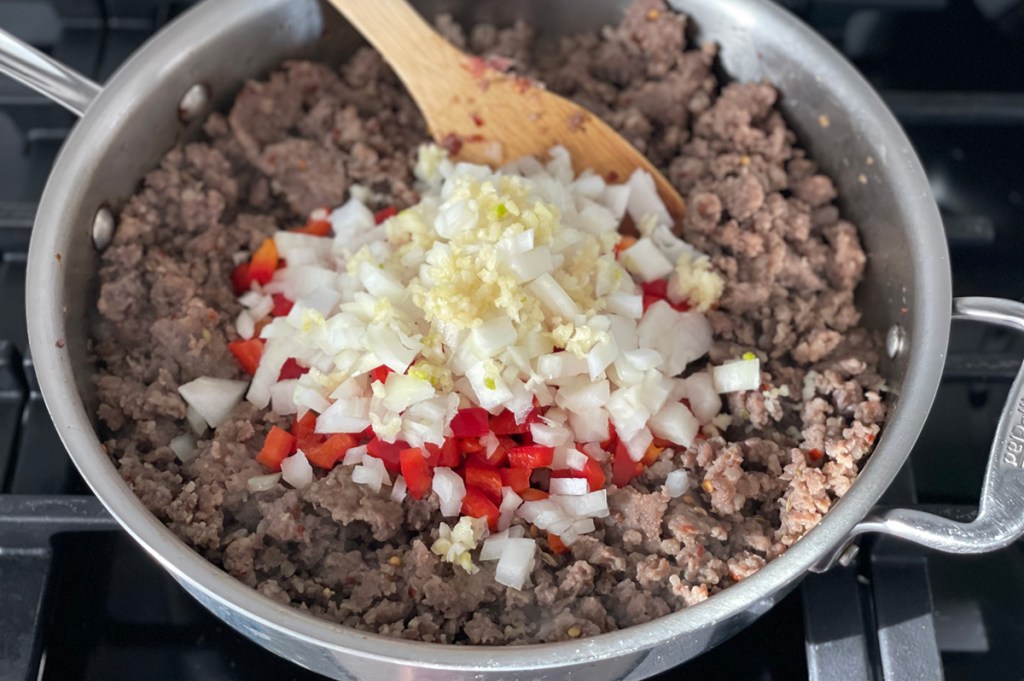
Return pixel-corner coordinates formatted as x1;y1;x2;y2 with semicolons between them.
1;1;1023;680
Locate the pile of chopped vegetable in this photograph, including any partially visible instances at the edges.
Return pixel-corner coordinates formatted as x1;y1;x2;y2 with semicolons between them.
176;144;761;590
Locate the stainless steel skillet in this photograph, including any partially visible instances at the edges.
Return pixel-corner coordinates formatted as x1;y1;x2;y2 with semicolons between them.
3;1;1024;679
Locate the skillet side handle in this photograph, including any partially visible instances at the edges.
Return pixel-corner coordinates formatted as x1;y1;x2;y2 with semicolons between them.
0;27;100;116
822;297;1024;568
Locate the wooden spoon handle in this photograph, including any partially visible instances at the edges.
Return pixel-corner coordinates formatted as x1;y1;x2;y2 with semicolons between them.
326;0;465;112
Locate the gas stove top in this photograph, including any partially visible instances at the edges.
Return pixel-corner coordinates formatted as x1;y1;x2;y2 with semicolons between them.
1;1;1023;679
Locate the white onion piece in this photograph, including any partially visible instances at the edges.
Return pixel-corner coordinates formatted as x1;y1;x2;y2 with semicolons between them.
317;397;371;434
507;246;554;282
625;170;672;229
567;409;609;444
587;337;618;379
494;538;537;590
381;374;435;413
281;451;313;489
470;317;518;357
352;462;384;493
530;420;571;447
648;401;700;448
582;441;610;462
623;427;653;462
536;352;589;380
605;291;643;319
169;434;196;463
330;196;375;241
554;490;609;518
517;500;566;528
432;467;466;517
274;231;332;266
565;447;588;471
178;377;248;429
681;372;722;423
713;358;762;393
481;527;520;561
549;477;589;496
620;238;674;283
664;470;690;498
527;273;581;320
185;406;208;436
602;184;630;222
247;472;281;493
235;310;255;340
636;301;712;376
497;487;523;532
391;476;408;503
270;379;299;416
342;445;367;466
294;385;330;414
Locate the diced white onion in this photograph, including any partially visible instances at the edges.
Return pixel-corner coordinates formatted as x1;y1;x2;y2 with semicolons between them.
235;310;255;340
565;447;588;471
352;461;385;493
178;377;248;429
625;169;672;229
582;441;609;462
317;397;371;434
620;237;674;283
185;406;208;436
432;467;466;517
342;444;367;465
270;379;299;416
554;490;609;518
549;477;589;496
281;451;313;489
623;426;653;462
664;470;690;498
247;472;281;493
169;433;197;463
713;358;762;393
648;401;700;448
497;487;523;532
391;476;408;502
495;538;537;590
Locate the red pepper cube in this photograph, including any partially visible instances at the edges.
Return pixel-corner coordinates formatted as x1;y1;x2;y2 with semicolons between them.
271;293;294;317
231;262;253;296
366;437;408;474
547;533;569;555
374;206;398;224
459;437;484;454
256;426;297;471
508;445;554;469
581;456;607;492
450;408;490;438
400;447;433;500
464;460;502;504
461;486;499;530
519;488;549;501
370;364;392;385
291;218;332;236
499;467;532;494
227;338;263;375
249;238;279;285
290;412;322;453
305;433;356;469
278;357;309;381
490;408;539;435
612;440;643;487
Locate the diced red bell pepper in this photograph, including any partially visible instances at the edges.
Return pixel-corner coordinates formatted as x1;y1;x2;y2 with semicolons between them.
291;412;322;453
400;447;434;500
612;440;643;487
256;426;297;471
508;445;554;469
581;456;607;492
227;338;263;375
231;262;252;295
547;533;569;555
271;293;294;317
249;238;279;285
366;437;408;473
278;358;309;381
305;433;356;469
519;488;549;501
450;408;489;438
461;486;499;530
489;408;540;435
459;437;484;454
291;218;332;236
371;364;392;384
499;467;532;494
426;438;462;468
613;235;637;259
464;460;502;504
374;206;398;224
476;436;514;467
642;443;664;467
642;279;669;299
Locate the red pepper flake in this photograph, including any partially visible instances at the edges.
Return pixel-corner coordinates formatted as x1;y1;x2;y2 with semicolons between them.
547;533;569;555
807;448;825;462
469;112;484;127
866;433;876;444
606;170;620;183
374;206;398;224
441;133;463;156
271;293;294;317
277;358;309;381
566;111;586;131
464;56;486;79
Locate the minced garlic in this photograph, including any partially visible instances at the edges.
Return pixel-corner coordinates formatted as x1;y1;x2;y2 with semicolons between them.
430;516;489;575
670;251;723;312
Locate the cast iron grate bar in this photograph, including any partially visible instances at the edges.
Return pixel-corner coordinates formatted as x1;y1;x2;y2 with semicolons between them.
0;495;117;681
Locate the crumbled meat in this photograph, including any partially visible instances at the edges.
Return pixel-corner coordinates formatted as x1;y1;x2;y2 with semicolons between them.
91;0;886;644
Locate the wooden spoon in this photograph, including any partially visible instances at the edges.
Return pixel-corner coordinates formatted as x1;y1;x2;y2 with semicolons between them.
327;0;686;221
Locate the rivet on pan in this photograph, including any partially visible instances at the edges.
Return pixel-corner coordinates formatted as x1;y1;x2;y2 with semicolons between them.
837;543;860;567
885;324;906;359
178;83;210;123
92;207;114;251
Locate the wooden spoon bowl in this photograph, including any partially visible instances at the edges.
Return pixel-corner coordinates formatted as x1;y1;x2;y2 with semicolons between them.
328;0;686;221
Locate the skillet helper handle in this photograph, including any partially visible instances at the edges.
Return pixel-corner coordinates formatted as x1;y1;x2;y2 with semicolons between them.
0;27;100;116
852;297;1024;555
